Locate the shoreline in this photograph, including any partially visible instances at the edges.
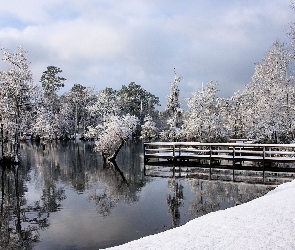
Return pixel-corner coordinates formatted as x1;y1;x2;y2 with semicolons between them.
106;180;295;249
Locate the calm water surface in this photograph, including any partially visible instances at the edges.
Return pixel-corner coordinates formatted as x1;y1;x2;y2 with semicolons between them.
0;140;280;249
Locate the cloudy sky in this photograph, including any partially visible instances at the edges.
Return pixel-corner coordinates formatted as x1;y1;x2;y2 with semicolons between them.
0;0;294;108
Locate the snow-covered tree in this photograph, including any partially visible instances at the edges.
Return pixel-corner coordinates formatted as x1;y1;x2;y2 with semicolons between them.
39;66;66;121
160;69;184;141
30;65;67;141
66;84;94;137
183;81;228;142
288;2;295;59
239;41;294;142
165;69;182;127
89;114;139;162
55;99;75;139
140;115;158;142
40;66;66;100
88;87;121;125
31;107;55;141
117;82;160;121
0;46;38;160
223;91;250;139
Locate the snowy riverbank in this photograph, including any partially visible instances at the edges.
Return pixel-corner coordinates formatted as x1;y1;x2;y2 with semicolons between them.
106;180;295;250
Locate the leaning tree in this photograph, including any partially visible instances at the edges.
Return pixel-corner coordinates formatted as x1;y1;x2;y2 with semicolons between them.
87;114;139;162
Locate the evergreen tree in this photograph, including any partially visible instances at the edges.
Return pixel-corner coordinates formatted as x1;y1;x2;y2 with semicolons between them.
160;69;184;141
117;82;160;121
40;66;66;100
165;68;182;127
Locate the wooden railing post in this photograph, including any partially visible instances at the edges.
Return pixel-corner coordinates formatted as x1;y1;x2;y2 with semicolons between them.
262;146;266;180
263;146;265;160
209;145;212;166
143;143;147;163
173;143;175;158
179;144;181;157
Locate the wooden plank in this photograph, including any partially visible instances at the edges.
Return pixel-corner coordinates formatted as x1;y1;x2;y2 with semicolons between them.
143;142;295;165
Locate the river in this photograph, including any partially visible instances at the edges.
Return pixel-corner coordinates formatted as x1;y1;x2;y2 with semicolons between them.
0;140;283;249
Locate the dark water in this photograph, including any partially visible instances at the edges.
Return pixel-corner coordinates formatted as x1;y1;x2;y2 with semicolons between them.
0;140;282;249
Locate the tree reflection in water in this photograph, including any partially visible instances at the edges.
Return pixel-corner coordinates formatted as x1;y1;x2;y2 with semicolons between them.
21;140;146;219
186;179;274;218
167;178;184;228
0;163;58;249
88;161;139;217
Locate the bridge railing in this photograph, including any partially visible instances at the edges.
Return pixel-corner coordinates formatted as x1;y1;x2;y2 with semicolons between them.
143;142;295;163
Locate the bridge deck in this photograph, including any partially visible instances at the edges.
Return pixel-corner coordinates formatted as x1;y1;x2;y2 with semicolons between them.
144;142;295;166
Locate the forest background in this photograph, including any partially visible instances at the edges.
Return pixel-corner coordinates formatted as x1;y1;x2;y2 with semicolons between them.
1;4;295;162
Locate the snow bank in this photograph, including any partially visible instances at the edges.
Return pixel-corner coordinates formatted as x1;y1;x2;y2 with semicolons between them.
106;180;295;250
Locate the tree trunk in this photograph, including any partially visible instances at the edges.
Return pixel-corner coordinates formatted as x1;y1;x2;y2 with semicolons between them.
107;138;125;162
109;161;129;186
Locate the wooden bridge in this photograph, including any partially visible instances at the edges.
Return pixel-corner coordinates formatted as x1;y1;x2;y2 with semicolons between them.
143;142;295;183
143;142;295;167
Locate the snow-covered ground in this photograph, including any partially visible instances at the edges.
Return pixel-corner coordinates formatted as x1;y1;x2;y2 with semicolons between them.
106;180;295;250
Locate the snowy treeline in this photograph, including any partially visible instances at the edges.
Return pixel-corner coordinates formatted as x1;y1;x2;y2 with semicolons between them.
1;23;295;160
0;57;160;160
162;41;295;143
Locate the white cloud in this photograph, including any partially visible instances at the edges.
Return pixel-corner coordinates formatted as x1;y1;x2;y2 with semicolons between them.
0;0;294;106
